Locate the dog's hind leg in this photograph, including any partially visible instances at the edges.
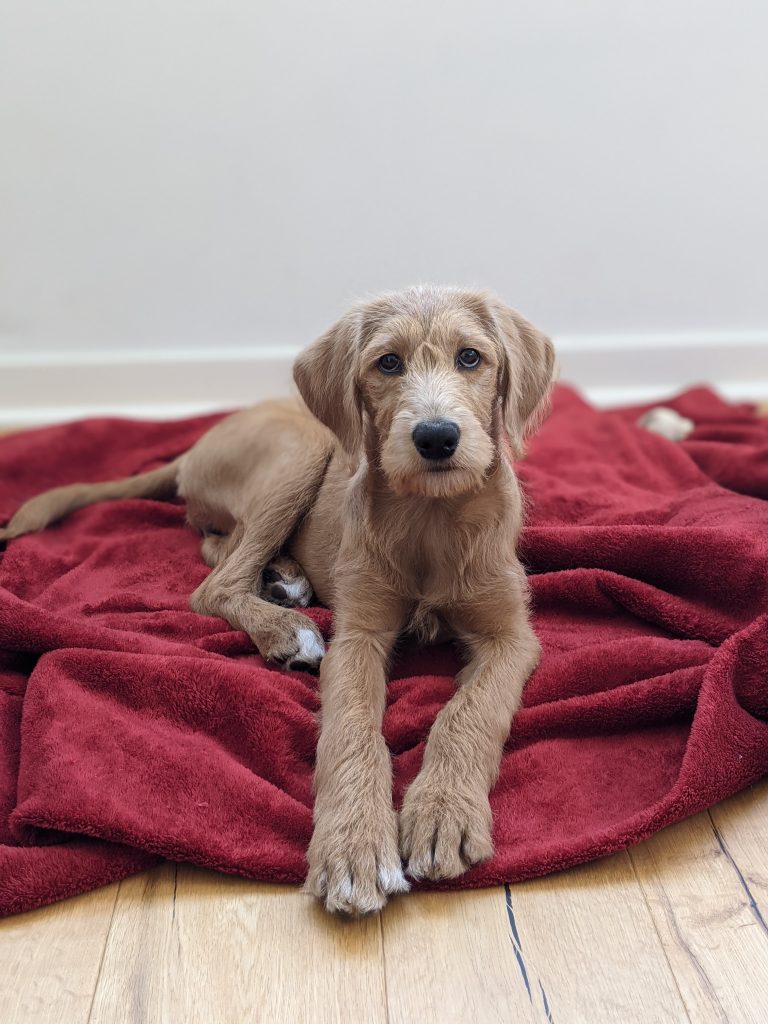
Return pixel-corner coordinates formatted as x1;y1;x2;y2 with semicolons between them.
200;530;239;568
190;449;331;671
192;526;325;671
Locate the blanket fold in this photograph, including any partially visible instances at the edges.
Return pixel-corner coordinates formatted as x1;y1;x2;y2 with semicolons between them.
1;386;767;916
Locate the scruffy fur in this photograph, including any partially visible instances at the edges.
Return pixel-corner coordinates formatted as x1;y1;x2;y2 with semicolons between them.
0;286;555;915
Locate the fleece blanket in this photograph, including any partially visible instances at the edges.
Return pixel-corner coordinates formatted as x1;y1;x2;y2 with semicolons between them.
1;386;767;917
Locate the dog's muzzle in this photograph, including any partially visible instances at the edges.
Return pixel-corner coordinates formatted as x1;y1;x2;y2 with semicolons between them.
411;420;461;461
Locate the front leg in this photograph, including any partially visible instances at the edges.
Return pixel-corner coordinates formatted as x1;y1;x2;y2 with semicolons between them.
305;584;410;914
400;588;540;880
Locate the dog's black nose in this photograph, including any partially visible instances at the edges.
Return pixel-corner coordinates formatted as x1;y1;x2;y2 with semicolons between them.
412;420;461;461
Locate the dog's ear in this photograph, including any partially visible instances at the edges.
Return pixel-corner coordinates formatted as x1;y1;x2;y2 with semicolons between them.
486;297;556;456
293;309;364;453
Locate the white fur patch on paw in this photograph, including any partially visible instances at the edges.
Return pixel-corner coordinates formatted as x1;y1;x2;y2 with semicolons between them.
378;863;410;895
337;875;355;903
638;406;694;442
283;579;313;607
287;628;325;670
325;878;386;916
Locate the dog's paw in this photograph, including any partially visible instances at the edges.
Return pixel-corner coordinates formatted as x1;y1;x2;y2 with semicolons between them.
254;613;325;674
304;805;409;915
282;625;325;673
259;557;314;609
637;406;694;442
400;776;494;881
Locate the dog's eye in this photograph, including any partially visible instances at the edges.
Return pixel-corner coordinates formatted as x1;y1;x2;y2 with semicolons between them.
457;348;481;369
262;568;283;584
378;353;403;375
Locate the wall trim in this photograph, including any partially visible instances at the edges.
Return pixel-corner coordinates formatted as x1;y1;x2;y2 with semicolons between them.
2;331;766;426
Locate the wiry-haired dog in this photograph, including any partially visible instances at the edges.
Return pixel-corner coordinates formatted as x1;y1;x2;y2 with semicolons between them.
1;287;555;915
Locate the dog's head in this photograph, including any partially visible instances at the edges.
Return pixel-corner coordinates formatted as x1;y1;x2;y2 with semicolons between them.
293;286;555;498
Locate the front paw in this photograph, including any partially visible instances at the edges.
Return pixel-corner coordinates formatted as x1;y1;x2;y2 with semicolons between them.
304;802;409;915
400;774;494;881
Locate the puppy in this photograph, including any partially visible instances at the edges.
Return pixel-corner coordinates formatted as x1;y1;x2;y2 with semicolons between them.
0;286;555;914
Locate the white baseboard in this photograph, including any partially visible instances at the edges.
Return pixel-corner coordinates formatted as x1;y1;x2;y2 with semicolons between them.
1;332;766;426
553;329;768;407
0;347;298;427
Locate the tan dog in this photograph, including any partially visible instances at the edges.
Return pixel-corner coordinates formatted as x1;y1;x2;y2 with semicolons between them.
0;286;555;915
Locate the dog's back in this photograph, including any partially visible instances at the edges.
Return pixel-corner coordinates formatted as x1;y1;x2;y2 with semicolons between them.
0;398;336;548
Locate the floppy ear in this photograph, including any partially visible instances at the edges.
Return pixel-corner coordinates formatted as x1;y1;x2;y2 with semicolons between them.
293;309;364;454
487;298;556;456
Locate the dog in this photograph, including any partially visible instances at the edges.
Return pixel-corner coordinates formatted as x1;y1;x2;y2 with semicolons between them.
0;286;555;915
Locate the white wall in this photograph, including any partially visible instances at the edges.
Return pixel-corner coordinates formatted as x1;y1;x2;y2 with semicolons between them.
1;1;767;420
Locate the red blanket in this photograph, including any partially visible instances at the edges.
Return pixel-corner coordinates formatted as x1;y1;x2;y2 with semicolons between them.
1;387;767;917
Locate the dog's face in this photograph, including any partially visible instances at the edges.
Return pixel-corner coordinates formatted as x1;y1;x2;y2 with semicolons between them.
294;287;554;498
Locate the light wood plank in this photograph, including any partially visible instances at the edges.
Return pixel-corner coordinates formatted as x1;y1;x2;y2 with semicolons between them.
6;781;768;1023
382;887;543;1023
90;865;387;1024
508;852;690;1024
89;862;177;1024
0;882;119;1024
629;800;768;1024
709;779;768;919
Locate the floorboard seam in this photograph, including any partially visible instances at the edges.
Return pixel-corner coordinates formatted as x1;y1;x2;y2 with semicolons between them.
85;882;121;1024
708;810;768;940
379;907;392;1024
626;848;701;1024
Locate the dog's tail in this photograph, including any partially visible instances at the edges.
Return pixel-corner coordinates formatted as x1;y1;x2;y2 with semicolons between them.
0;458;181;544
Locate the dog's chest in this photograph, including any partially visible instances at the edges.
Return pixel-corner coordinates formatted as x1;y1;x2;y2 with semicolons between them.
396;511;472;605
405;600;450;644
400;539;474;643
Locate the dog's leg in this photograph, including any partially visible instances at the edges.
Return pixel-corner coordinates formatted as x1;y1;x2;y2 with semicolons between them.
191;530;325;671
200;531;238;568
304;586;410;914
259;554;313;608
190;433;332;669
399;589;540;880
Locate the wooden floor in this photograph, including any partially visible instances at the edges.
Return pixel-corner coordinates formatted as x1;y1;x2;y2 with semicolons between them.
0;778;765;1023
